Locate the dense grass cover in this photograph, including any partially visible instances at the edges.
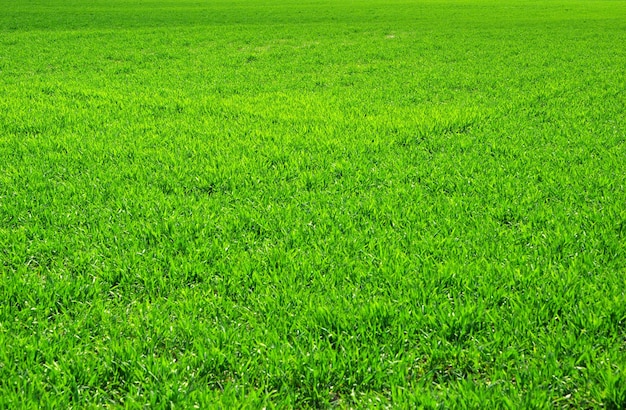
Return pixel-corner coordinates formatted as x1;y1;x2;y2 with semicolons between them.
1;0;625;407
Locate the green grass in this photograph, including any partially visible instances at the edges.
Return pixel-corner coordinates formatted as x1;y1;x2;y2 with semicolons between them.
1;0;626;407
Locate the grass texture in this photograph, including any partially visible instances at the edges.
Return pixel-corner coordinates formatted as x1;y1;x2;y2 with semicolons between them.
1;0;626;407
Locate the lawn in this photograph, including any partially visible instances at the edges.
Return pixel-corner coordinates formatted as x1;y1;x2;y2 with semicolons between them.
1;0;625;407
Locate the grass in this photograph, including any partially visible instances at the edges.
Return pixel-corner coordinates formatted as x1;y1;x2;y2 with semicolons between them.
1;0;626;407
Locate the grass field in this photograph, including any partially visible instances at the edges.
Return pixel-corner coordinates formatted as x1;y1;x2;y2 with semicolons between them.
1;0;626;407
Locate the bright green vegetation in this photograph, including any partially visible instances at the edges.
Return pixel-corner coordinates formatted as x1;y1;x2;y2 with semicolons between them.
1;0;626;407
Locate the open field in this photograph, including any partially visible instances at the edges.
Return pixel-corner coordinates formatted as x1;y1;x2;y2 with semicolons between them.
1;0;626;407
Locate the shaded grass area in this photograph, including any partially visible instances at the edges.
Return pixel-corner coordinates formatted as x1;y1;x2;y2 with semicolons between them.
1;0;626;407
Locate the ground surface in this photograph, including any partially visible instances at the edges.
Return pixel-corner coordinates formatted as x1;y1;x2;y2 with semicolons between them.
1;0;625;407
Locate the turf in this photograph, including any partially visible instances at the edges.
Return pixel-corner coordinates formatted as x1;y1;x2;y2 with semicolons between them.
1;0;625;407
